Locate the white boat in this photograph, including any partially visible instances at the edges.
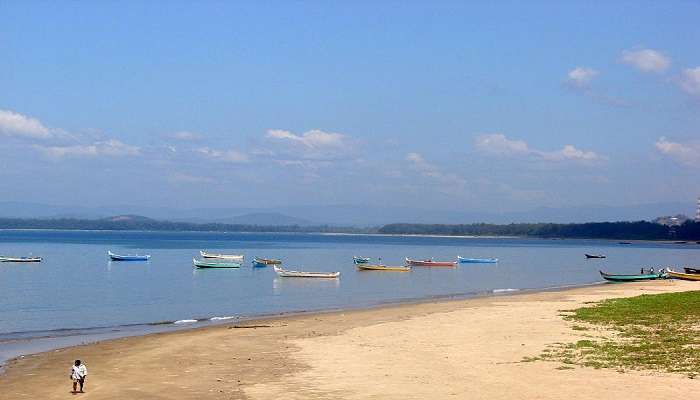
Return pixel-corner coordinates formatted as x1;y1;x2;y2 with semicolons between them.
0;255;42;262
200;250;244;261
273;265;340;278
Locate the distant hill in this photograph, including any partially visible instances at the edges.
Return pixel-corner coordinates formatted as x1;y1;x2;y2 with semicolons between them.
101;215;156;223
213;212;313;226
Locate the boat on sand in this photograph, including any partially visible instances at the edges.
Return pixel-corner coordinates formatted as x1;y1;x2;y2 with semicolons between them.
666;268;700;281
599;270;664;282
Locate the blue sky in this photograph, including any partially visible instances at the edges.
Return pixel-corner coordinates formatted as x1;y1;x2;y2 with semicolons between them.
1;1;699;214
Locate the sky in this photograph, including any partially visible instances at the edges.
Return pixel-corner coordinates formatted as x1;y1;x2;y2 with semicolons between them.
1;1;699;215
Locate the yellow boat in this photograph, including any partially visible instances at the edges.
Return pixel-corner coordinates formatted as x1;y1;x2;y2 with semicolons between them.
357;264;411;272
666;269;700;281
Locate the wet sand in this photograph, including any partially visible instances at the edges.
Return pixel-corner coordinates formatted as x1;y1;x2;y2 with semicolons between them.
2;279;699;399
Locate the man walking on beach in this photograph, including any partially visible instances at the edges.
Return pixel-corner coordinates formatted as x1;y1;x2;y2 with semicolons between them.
70;359;88;393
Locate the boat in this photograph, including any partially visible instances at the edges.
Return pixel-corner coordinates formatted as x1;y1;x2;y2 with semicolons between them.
599;270;664;282
108;251;150;261
273;265;339;278
674;241;688;244
252;257;282;267
405;258;456;267
193;258;241;268
684;267;700;274
458;256;498;263
357;264;411;272
585;254;606;259
353;256;371;264
666;268;700;281
200;250;244;261
0;255;42;262
618;242;632;245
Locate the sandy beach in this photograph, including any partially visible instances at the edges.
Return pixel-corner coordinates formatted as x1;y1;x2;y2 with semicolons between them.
2;280;700;399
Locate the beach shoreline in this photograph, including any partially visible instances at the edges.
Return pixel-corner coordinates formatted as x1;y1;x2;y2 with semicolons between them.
2;279;700;399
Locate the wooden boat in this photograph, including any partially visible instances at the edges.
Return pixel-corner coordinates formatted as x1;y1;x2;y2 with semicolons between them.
458;256;498;263
193;258;241;268
666;268;700;281
108;251;150;261
585;254;606;259
353;256;371;264
0;255;42;262
200;250;244;261
273;265;339;278
599;270;664;282
357;264;411;272
405;258;456;267
684;267;700;274
252;257;282;267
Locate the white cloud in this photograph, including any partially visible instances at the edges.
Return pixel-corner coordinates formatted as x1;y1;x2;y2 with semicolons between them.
0;109;52;139
566;67;598;88
168;131;203;141
35;139;141;158
540;145;599;161
679;67;700;97
474;134;529;155
621;48;670;72
196;147;249;163
266;129;346;149
475;134;601;162
655;137;700;166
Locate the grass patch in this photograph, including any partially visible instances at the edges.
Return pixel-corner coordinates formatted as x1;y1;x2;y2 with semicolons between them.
542;290;700;377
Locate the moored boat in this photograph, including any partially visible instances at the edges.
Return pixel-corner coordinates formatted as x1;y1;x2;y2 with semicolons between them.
458;256;498;263
405;258;456;267
200;250;244;261
599;270;664;282
684;267;700;274
252;257;282;267
193;258;241;268
353;256;371;264
666;268;700;281
357;264;411;272
108;251;150;261
273;265;339;278
585;254;606;259
0;255;42;262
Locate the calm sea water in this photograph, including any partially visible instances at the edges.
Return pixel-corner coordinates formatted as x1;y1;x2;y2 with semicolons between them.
1;230;698;362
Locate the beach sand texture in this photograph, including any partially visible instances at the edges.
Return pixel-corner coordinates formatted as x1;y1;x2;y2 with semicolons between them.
2;280;700;399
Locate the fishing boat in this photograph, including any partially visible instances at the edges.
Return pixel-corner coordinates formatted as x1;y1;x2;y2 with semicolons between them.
357;264;411;272
405;258;456;267
0;255;42;262
353;256;371;264
252;257;282;267
273;265;339;278
108;251;150;261
666;268;700;281
599;270;664;282
585;254;606;259
457;256;498;263
193;258;241;268
684;267;700;274
200;250;244;261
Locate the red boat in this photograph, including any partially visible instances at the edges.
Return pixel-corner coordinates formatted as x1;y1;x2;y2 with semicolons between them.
405;258;456;267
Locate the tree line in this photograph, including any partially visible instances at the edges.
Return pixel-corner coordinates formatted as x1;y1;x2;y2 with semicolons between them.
1;217;699;240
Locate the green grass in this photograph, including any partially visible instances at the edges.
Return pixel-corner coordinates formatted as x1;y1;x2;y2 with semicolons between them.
540;290;700;377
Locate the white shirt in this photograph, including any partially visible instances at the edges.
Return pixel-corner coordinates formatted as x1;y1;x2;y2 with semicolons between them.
71;364;87;380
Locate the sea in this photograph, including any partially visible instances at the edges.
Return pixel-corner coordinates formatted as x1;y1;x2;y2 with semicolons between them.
1;230;698;365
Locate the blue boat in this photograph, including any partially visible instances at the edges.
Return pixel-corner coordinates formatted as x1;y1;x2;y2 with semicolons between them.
108;250;151;261
458;256;498;263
